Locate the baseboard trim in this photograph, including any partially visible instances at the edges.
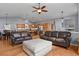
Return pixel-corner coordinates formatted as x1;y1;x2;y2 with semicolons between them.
70;43;78;46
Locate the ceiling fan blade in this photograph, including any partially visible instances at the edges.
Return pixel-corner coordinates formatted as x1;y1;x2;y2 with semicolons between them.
32;10;37;12
32;6;39;9
41;6;46;9
42;10;48;12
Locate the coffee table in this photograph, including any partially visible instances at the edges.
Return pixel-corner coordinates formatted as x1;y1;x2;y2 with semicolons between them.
23;39;52;56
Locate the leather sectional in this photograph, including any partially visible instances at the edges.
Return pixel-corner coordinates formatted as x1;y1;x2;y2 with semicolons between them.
10;31;32;45
40;31;71;48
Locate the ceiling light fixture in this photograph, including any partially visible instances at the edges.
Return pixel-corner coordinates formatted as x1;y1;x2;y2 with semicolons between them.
5;13;8;25
37;9;42;13
61;10;64;19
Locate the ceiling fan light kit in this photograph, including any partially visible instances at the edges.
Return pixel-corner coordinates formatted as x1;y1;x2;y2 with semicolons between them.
37;9;42;14
32;3;48;14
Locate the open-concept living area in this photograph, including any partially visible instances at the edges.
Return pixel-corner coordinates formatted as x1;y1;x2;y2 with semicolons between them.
0;3;79;56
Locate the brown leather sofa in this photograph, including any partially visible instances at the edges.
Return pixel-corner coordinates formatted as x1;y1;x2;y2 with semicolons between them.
40;31;71;48
10;31;32;45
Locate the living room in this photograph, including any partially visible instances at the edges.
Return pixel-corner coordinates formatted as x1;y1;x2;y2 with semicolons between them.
0;3;79;56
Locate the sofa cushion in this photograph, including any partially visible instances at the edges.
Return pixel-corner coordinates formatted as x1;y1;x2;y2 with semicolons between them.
51;31;58;38
16;37;24;41
45;31;51;37
49;37;56;41
56;38;65;42
58;31;71;38
42;36;49;39
13;33;21;38
25;37;32;39
22;33;28;37
58;34;67;38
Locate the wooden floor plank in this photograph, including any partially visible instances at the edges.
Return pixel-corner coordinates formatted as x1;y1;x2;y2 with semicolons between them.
0;36;78;56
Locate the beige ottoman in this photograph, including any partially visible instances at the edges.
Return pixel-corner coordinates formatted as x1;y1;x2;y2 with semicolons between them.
23;39;52;56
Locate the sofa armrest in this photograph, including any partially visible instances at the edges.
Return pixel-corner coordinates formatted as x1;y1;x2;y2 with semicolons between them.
64;37;71;45
64;36;71;41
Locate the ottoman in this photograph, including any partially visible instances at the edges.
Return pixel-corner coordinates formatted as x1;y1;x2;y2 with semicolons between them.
23;39;52;56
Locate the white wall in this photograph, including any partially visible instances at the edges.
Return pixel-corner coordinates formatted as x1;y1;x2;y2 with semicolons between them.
78;4;79;31
63;14;77;31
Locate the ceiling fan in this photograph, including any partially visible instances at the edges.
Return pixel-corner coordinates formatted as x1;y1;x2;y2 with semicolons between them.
32;3;48;14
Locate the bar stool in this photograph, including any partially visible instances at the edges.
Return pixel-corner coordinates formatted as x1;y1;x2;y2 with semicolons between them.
0;32;2;40
0;32;4;48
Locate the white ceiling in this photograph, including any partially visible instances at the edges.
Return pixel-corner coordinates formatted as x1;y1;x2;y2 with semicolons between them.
0;3;78;22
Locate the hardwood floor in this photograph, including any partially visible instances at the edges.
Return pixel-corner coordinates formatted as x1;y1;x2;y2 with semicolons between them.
0;36;79;56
